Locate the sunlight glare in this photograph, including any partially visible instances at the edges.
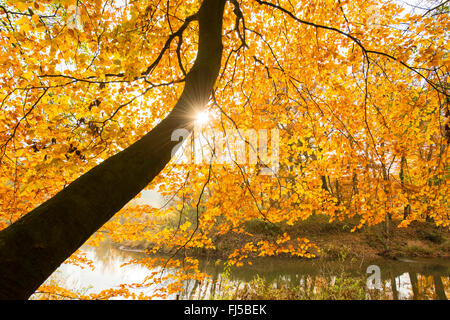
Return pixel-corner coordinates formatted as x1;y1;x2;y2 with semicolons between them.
195;111;209;126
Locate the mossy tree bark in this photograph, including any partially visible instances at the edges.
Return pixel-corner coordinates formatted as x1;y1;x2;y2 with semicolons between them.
0;0;226;300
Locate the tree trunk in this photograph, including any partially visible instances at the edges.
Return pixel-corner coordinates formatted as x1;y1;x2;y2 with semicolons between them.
0;0;226;300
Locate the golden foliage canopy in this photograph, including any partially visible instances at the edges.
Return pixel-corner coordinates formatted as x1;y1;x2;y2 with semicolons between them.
0;0;448;299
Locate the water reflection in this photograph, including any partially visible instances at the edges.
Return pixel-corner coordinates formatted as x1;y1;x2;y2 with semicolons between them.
39;242;449;300
40;244;176;299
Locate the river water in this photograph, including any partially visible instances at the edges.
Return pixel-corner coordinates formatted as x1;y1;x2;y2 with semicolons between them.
36;241;450;300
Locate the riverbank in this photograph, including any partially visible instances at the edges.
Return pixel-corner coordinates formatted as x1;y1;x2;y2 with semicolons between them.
114;215;450;261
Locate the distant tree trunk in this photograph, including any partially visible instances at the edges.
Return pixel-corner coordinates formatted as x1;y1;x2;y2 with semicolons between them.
0;0;226;300
403;204;411;220
381;165;391;239
433;275;447;300
445;103;450;145
385;213;391;237
400;156;411;219
335;179;342;205
321;175;329;192
352;173;358;195
391;276;399;300
409;272;420;300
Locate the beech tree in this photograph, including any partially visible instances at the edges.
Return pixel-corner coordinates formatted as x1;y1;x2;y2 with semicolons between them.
0;0;448;299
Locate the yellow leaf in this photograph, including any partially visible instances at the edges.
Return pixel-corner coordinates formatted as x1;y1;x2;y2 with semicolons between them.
32;14;40;24
16;16;32;33
15;1;29;11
